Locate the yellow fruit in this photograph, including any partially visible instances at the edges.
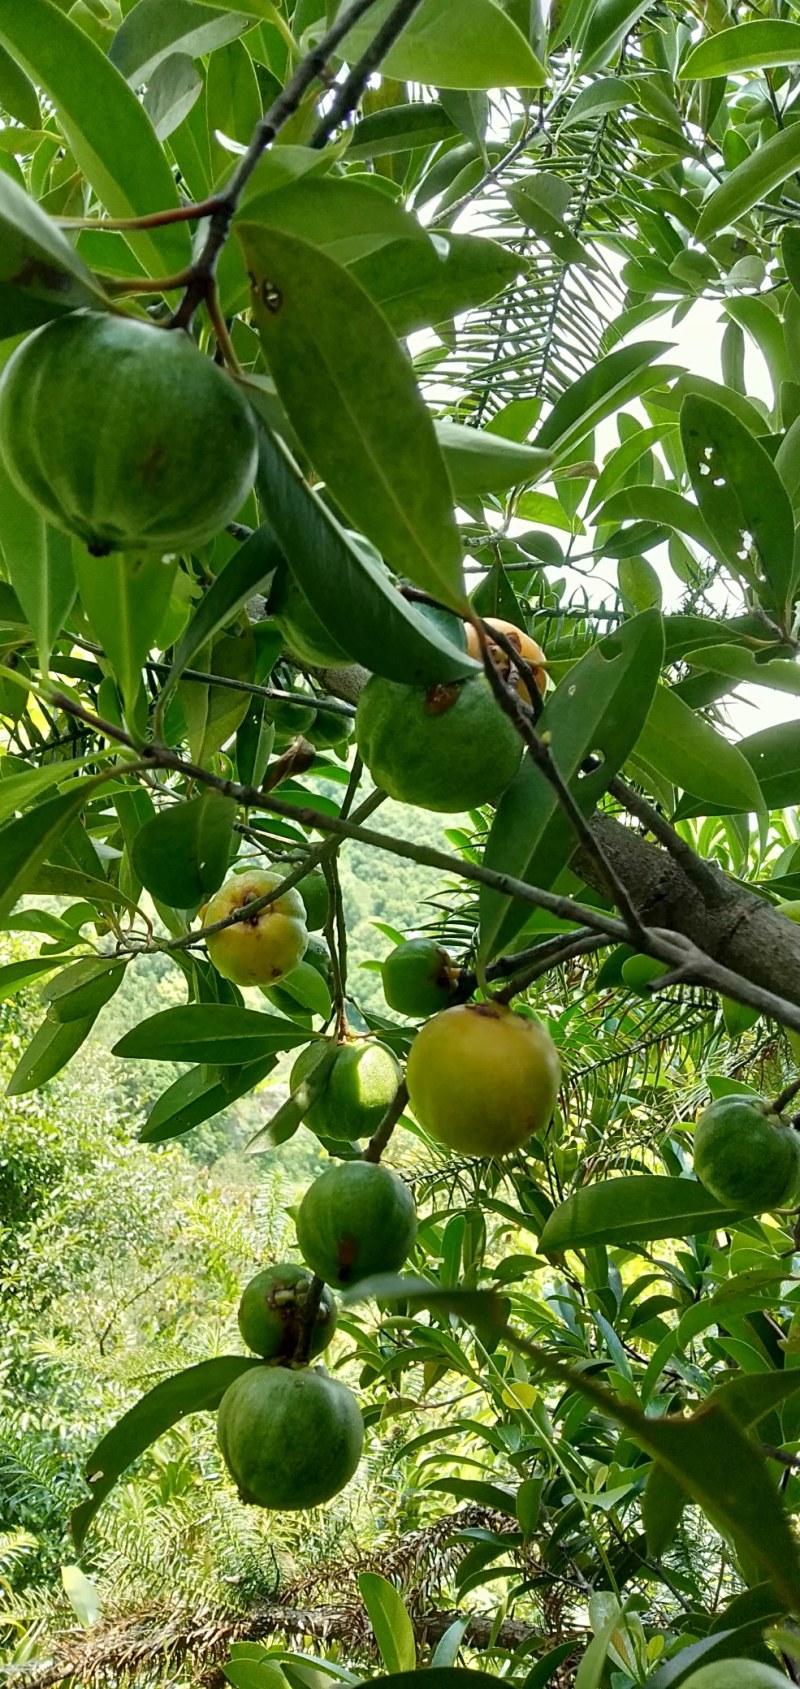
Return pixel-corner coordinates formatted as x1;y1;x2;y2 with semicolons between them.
406;1001;561;1156
0;312;257;554
464;618;547;701
203;869;308;986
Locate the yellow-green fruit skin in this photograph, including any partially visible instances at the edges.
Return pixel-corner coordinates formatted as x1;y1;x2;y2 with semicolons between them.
295;1161;417;1288
237;1263;337;1360
355;674;523;812
217;1365;363;1510
203;870;308;987
406;1002;561;1157
296;870;329;932
681;1663;788;1689
0;312;257;554
693;1096;800;1213
290;1039;401;1139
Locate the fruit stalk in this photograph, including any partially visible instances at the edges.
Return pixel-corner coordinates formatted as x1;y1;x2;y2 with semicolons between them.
363;1080;409;1165
292;1275;329;1365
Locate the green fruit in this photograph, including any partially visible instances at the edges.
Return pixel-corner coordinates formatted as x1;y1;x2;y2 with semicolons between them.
217;1364;363;1509
290;1039;402;1139
237;1263;337;1360
780;900;800;924
621;954;670;994
355;674;522;812
0;312;257;554
382;938;459;1018
681;1663;789;1689
406;1001;561;1157
265;698;317;746
203;869;308;987
269;565;352;669
296;1161;417;1288
693;1095;800;1212
307;706;355;751
296;870;329;932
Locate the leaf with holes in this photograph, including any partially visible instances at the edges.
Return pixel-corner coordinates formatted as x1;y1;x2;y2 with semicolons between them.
478;609;664;965
680;394;795;620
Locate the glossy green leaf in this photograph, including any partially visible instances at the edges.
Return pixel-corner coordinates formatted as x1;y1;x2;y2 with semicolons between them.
478;610;664;964
598;485;722;563
681;393;795;617
0;172;105;339
636;686;765;814
241;226;465;609
0;464;76;668
40;955;126;1022
350;232;520;338
359;1575;416;1676
254;429;475;686
686;644;800;701
539;1176;747;1251
642;1461;686;1557
534;342;672;460
337;0;545;89
507;182;597;269
180;630;255;766
246;1037;336;1153
681;21;800;80
697;121;800;244
143;52;203;141
740;721;800;809
0;783;103;925
578;0;653;76
0;0;190;276
435;420;551;497
0;954;65;1002
165;525;281;694
0;756;103;829
132;792;235;909
560;76;629;128
6;1009;98;1096
0;43;39;127
109;0;251;87
72;1356;261;1549
72;547;176;716
113;1003;311;1065
141;1054;277;1143
348;102;457;160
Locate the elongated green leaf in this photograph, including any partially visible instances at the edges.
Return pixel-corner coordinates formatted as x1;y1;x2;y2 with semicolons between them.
534;342;672;460
642;1461;686;1558
247;1037;337;1152
681;394;796;617
0;755;102;829
0;464;75;668
0;783;104;924
350;232;520;338
254;430;475;686
0;0;190;276
166;526;280;693
72;547;176;717
41;956;126;1022
435;420;551;497
682;21;800;80
0;955;66;1002
240;226;465;609
110;0;251;83
72;1356;261;1549
507;183;597;270
478;610;664;964
348;101;457;160
141;1054;277;1143
359;1575;416;1676
686;644;800;700
337;0;545;89
0;43;39;126
578;0;653;76
697;122;800;244
113;1003;310;1064
739;721;800;809
6;1009;98;1095
132;792;235;909
712;1369;800;1429
0;173;106;340
560;76;629;129
637;686;766;814
598;485;723;563
539;1176;747;1251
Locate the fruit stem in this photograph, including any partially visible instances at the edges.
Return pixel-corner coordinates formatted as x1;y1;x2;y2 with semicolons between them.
292;1275;327;1365
769;1075;800;1118
364;1081;409;1164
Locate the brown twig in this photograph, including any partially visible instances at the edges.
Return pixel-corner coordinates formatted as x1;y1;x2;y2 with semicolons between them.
364;1081;409;1164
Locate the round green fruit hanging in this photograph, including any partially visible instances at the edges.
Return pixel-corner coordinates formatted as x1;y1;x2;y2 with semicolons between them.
381;938;459;1018
307;706;355;751
237;1263;337;1360
0;312;258;554
693;1095;800;1213
290;1038;401;1140
217;1364;363;1510
203;869;308;987
296;870;329;932
406;1001;561;1156
296;1160;417;1288
355;673;523;812
264;697;317;746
